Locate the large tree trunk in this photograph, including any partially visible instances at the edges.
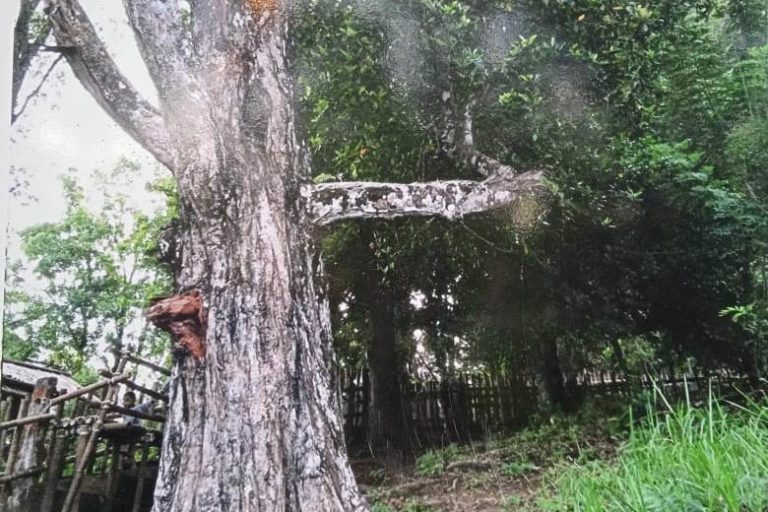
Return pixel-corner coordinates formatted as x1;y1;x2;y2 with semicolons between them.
146;15;366;512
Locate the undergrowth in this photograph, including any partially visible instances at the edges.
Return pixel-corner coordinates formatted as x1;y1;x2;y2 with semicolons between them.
544;385;768;511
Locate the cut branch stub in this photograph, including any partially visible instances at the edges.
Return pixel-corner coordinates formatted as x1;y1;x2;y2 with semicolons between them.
147;290;207;360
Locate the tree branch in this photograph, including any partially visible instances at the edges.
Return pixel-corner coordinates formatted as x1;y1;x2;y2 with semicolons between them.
12;53;64;124
44;0;175;170
440;94;518;179
122;0;193;103
305;170;546;226
13;0;50;121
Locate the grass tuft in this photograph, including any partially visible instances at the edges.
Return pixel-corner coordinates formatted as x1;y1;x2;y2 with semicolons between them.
545;385;768;511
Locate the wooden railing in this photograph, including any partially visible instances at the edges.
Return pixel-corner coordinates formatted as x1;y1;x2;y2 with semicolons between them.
0;352;169;512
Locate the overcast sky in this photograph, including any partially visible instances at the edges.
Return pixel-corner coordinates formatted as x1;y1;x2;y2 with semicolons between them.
8;1;167;260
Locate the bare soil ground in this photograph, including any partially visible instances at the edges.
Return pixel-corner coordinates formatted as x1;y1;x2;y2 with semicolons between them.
352;412;625;511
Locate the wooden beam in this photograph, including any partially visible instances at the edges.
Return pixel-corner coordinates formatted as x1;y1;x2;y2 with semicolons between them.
99;370;168;402
117;352;171;376
50;373;131;406
0;413;57;431
0;466;47;484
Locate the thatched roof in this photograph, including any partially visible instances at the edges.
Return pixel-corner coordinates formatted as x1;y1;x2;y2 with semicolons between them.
2;359;81;394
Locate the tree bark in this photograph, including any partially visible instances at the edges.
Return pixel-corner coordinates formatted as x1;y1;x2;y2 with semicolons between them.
143;14;366;512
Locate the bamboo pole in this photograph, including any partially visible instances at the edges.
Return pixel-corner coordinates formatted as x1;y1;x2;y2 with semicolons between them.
0;387;28;397
0;397;29;504
104;441;120;512
116;352;171;377
50;374;131;406
4;397;29;471
0;413;57;431
117;379;168;402
61;357;127;512
131;439;150;512
0;397;12;468
69;424;90;512
40;428;68;512
0;465;46;483
78;399;165;424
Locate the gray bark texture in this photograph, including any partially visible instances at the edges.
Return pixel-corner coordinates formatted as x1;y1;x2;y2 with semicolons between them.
44;1;547;510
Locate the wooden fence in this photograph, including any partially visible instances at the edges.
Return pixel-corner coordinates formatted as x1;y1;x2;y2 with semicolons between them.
338;368;754;448
0;361;754;511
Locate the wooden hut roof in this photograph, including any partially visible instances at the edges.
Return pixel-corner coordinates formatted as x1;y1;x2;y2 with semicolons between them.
2;359;81;394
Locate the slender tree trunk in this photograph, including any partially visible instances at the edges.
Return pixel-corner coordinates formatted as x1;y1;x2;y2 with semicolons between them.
149;17;365;512
538;336;566;412
353;227;409;456
366;277;409;456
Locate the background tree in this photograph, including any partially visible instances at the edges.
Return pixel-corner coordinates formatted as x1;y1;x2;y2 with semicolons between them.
303;0;768;416
3;160;174;382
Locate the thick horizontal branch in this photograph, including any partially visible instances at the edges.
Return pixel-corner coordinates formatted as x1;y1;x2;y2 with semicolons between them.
305;170;546;226
45;0;174;169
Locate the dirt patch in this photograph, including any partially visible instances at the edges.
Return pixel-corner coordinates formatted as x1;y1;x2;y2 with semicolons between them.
351;412;626;511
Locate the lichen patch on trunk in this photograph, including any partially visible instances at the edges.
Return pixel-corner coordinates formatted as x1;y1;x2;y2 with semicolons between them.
147;290;207;360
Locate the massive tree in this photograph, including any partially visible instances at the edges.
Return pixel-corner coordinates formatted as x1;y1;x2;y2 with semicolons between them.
43;0;545;510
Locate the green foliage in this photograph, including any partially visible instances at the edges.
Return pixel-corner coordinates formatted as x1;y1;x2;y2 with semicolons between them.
501;460;538;477
371;502;393;512
415;444;462;476
3;160;174;379
547;391;768;511
402;499;435;512
293;0;768;408
500;494;524;511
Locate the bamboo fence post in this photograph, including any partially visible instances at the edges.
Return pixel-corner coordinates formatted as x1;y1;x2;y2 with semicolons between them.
130;439;150;512
4;377;58;512
61;356;127;512
3;397;30;477
40;427;68;512
70;423;91;512
104;441;120;512
0;397;12;469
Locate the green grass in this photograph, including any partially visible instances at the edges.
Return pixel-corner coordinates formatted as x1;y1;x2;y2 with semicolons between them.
545;386;768;511
501;460;539;477
415;444;462;477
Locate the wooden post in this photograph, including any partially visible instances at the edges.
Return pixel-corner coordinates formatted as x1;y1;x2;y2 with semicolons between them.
70;423;91;512
61;356;127;512
40;428;68;512
0;397;12;469
104;441;120;512
4;377;58;512
131;439;150;512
